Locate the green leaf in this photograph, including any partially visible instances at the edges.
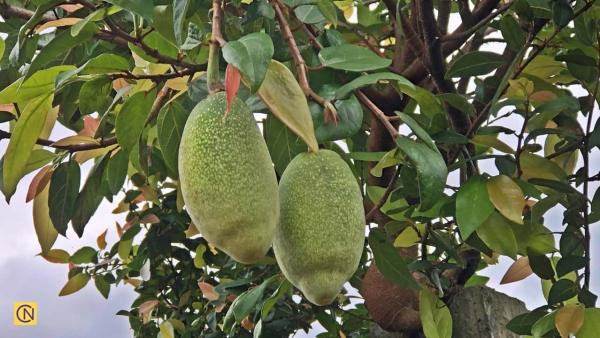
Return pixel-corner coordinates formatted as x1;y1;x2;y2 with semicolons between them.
471;134;514;153
80;54;131;75
437;93;476;117
2;94;54;201
319;44;392;72
159;321;175;338
94;275;111;299
157;101;189;177
335;72;413;99
104;0;154;22
317;0;337;26
257;60;318;152
476;212;518;259
531;311;556;338
59;272;90;296
548;279;578;304
368;229;418;289
78;76;113;115
506;310;547;335
224;277;274;331
48;161;81;235
499;15;526;51
33;185;58;254
487;175;525;224
552;0;574;28
520;152;567;182
70;246;97;264
116;89;156;153
261;280;291;319
370;149;400;178
26;25;97;78
396;112;437;152
0;38;4;60
456;176;495;239
419;288;452;338
222;33;274;92
527;96;580;131
0;65;75;105
445;51;505;78
128;31;178;63
511;222;556;255
193;244;206;268
311;92;363;143
578;308;600;338
173;0;191;46
294;5;326;24
396;137;447;210
71;155;110;237
71;6;122;37
104;149;129;196
263;115;306;176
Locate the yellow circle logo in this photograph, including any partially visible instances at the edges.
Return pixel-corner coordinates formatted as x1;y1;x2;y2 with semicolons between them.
13;302;37;326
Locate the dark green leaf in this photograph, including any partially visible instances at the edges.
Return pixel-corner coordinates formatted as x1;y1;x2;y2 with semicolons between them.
157;101;189;177
335;72;413;99
528;252;554;280
527;95;580;131
552;0;574;27
368;229;419;289
80;54;131;75
445;51;505;78
396;112;437;152
263;115;306;176
506;310;547;335
222;32;274;92
437;93;476;117
116;89;156;153
79;76;113;115
548;279;578;304
95;275;111;299
104;149;129;196
294;5;326;24
224;277;274;331
556;256;587;278
71;155;110;237
316;0;337;26
396;137;447;210
499;15;526;51
311;93;363;143
48;161;80;235
173;0;190;46
456;176;494;239
319;44;391;72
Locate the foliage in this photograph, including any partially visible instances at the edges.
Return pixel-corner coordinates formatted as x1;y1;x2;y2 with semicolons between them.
0;0;599;337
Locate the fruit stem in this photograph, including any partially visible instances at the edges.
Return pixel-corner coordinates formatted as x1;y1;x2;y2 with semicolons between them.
207;0;226;93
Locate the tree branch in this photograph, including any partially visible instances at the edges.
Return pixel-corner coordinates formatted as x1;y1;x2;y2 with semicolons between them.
0;129;117;152
355;90;399;139
439;1;514;42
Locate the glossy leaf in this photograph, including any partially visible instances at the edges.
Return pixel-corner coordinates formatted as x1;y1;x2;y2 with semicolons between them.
419;288;452;338
222;33;274;92
2;94;54;201
456;176;495;239
319;44;391;72
476;212;518;259
71;155;110;237
157;101;189;176
368;229;418;289
263;115;306;176
335;72;413;99
59;272;90;296
445;51;505;78
116;89;157;153
48;161;81;235
548;279;579;304
487;175;525;224
257;60;318;152
396;137;447;210
33;185;58;254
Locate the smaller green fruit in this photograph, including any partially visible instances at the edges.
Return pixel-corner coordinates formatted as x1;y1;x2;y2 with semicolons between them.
274;149;365;305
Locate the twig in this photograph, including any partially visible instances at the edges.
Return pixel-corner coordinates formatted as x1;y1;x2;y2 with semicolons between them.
145;84;172;126
108;67;203;81
0;129;117;152
207;0;225;93
355;90;399;139
271;0;337;122
440;1;514;42
365;167;399;222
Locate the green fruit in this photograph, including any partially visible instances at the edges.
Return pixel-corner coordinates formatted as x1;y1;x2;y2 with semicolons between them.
274;149;365;305
178;92;279;264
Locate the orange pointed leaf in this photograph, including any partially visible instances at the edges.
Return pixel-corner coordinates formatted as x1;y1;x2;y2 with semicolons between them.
225;64;241;115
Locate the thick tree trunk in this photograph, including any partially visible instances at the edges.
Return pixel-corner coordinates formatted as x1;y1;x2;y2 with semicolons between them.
369;286;527;338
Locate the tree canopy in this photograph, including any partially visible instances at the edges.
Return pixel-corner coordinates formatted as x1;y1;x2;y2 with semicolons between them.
0;0;599;337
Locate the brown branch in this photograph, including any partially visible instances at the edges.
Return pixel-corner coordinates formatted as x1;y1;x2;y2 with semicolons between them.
365;167;399;222
355;90;399;139
271;0;336;121
145;84;172;127
0;129;117;152
437;0;452;35
210;0;226;47
439;1;514;42
108;66;204;81
0;3;53;22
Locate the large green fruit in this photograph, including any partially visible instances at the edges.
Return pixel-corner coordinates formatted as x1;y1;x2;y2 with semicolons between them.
274;149;365;305
178;92;278;264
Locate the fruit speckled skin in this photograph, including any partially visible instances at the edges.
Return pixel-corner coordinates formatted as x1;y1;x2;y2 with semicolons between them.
178;92;278;264
274;149;365;305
